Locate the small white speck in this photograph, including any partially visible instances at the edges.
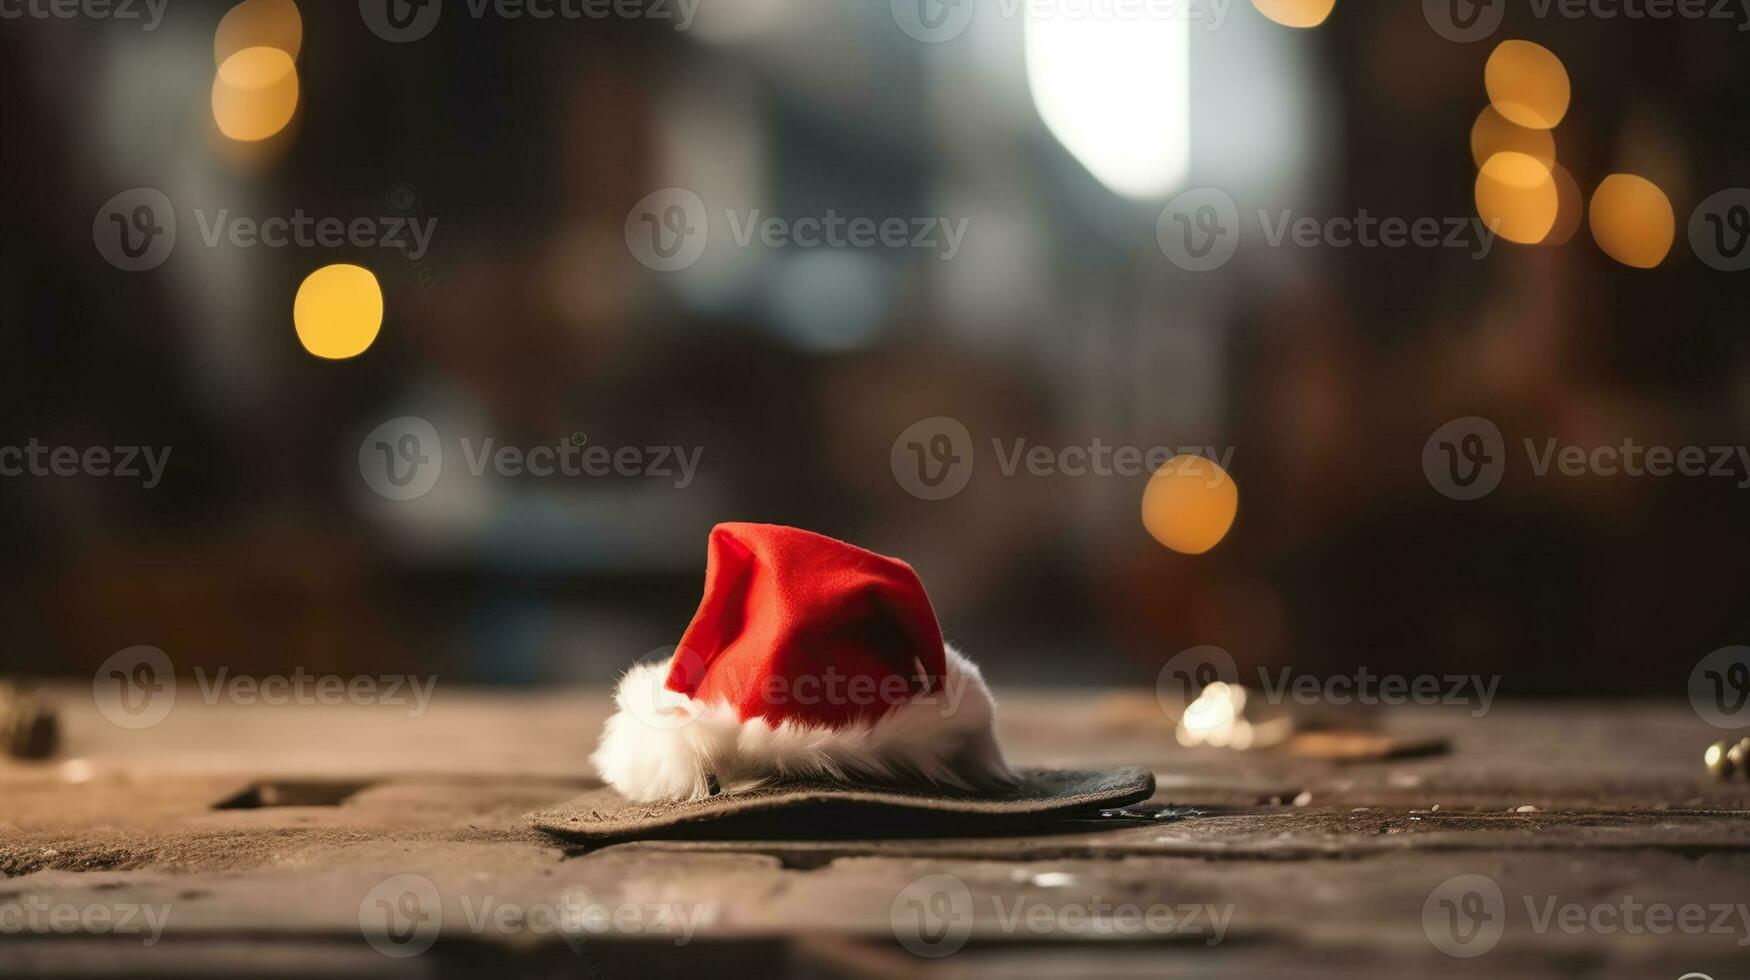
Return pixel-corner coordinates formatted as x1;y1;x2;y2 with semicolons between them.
1030;872;1076;888
1293;791;1313;807
1431;804;1441;812
1515;805;1537;813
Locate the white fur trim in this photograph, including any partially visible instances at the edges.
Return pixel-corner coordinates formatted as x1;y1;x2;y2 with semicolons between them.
591;645;1016;802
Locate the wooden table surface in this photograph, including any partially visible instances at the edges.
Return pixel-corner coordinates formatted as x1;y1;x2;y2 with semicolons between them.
3;686;1747;978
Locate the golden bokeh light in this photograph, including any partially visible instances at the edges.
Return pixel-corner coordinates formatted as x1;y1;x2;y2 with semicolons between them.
1251;0;1337;28
1470;105;1556;169
212;46;300;142
294;265;384;360
1142;455;1239;556
215;0;302;65
1475;151;1559;245
1538;161;1584;246
1485;40;1571;130
1588;174;1675;269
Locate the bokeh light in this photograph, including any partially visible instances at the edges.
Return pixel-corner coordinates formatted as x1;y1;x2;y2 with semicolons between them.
1024;9;1189;199
1588;174;1675;269
1251;0;1337;28
1475;151;1559;245
212;46;300;142
215;0;302;65
1538;161;1584;246
1470;105;1556;168
1141;455;1239;556
1485;40;1571;130
294;265;384;360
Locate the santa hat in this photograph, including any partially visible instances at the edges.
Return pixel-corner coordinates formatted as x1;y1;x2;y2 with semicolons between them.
592;523;1017;802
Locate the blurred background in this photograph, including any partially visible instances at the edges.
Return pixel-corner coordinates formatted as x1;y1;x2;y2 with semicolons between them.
3;0;1748;697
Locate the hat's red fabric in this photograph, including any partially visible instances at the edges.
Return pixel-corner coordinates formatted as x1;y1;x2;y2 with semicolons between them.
666;524;948;729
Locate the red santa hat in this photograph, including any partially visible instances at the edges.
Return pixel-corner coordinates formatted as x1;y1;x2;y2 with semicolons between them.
592;523;1016;802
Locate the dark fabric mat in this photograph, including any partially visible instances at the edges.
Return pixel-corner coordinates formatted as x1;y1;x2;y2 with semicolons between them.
527;767;1155;844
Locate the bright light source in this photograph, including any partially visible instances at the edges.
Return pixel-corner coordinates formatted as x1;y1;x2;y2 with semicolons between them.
295;264;384;360
1485;40;1571;130
1589;174;1675;269
215;0;302;65
1470;105;1556;169
1252;0;1337;28
1142;454;1238;555
212;46;299;142
1475;151;1558;245
1024;9;1190;199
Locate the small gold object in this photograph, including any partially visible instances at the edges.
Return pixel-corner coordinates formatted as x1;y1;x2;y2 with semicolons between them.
1705;740;1736;780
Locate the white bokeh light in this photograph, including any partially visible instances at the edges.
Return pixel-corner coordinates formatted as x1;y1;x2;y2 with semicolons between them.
1023;9;1190;200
